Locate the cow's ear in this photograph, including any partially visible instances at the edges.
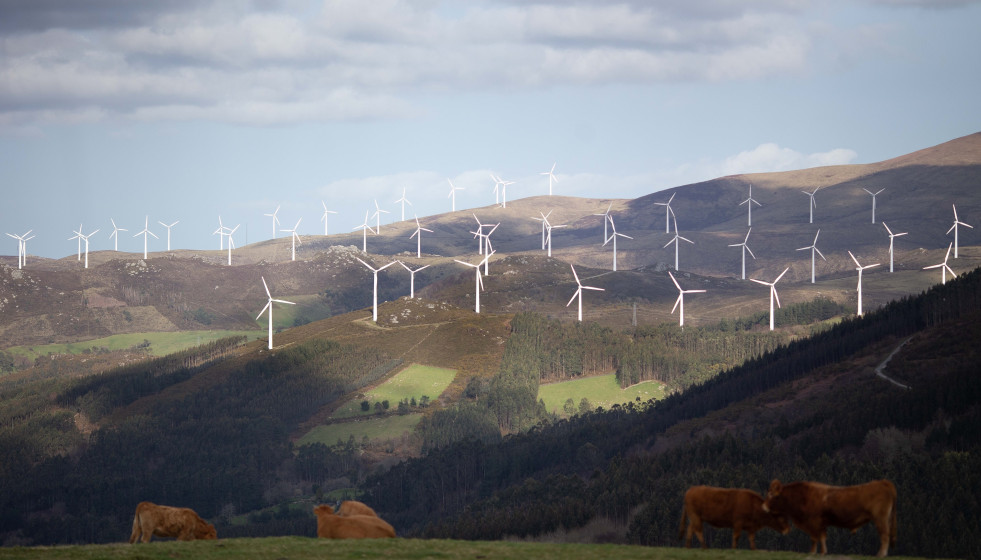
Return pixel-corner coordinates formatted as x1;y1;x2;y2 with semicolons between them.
769;479;782;495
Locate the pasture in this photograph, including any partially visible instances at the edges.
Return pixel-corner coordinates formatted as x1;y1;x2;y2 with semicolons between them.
4;330;263;360
538;374;665;416
332;364;457;419
296;413;423;447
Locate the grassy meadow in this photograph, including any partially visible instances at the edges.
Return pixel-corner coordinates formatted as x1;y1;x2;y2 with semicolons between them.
4;330;263;360
296;413;423;447
332;364;457;419
539;374;665;416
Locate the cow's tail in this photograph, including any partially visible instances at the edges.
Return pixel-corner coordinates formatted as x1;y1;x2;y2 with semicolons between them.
678;504;688;541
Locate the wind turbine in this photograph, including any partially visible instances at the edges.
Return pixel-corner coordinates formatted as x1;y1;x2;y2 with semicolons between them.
740;184;762;227
663;213;694;271
109;219;127;251
728;228;757;280
158;220;179;251
882;222;907;273
923;243;956;285
256;276;295;350
398;261;429;299
593;202;613;242
394;188;412;222
410;215;433;258
353;210;376;253
540;162;558;196
6;230;33;270
472;214;491;255
802;187;820;224
133;217;158;259
750;267;789;331
863;188;884;224
654;193;676;233
947;204;973;258
604;215;633;272
73;227;100;269
532;210;552;250
264;205;281;239
214;216;228;249
224;224;240;266
481;227;499;275
320;201;337;235
447;179;464;212
543;215;567;258
668;271;706;328
371;199;390;233
795;229;826;284
493;174;515;208
68;225;82;261
454;252;492;313
567;264;604;322
355;257;396;322
848;251;880;317
281;218;302;261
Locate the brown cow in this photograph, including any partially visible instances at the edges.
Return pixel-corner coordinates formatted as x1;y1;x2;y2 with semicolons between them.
336;500;378;517
763;479;897;557
678;485;790;550
129;501;217;543
313;504;396;539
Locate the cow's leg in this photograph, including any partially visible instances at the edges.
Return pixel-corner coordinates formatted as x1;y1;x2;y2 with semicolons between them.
875;518;891;557
129;515;141;544
748;531;757;551
819;531;828;555
731;528;740;549
692;517;706;549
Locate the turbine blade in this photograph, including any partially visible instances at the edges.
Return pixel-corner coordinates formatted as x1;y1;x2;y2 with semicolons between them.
848;251;861;267
671;294;682;314
567;289;580;308
256;301;271;321
570;264;581;285
272;299;295;305
745;246;756;259
667;271;681;290
774;267;790;283
814;247;827;261
773;287;782;308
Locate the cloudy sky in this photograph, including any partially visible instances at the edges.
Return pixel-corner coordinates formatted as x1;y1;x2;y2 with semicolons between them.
2;0;979;259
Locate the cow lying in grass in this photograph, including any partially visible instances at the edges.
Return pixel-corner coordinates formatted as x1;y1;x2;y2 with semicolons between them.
313;504;396;539
129;501;217;543
336;500;378;517
679;485;790;550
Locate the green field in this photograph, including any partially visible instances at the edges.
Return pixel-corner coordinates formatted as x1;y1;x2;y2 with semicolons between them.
296;413;423;447
5;330;264;360
256;294;332;330
539;374;665;416
332;364;457;419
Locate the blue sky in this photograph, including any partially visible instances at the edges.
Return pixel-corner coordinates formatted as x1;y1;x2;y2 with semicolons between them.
1;0;979;259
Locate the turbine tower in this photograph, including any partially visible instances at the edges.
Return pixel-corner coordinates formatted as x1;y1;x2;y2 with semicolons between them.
567;264;604;322
544;217;567;258
264;205;281;239
532;210;552;250
750;267;789;331
256;276;295;350
409;216;433;258
394;188;412;222
654;192;676;233
352;210;376;253
355;257;395;322
848;251;880;317
728;227;757;280
540;162;558;196
923;243;956;285
802;187;820;224
947;204;973;258
158;220;179;251
224;224;240;266
472;214;491;255
73;227;100;269
593;202;613;242
68;225;83;261
668;270;706;328
882;222;907;273
398;261;430;299
320;201;337;235
492;174;515;208
663;213;694;271
133;217;158;260
281;218;302;261
795;229;826;284
454;252;492;313
863;188;884;224
447;179;464;212
740;184;762;227
109;219;127;251
604;215;632;272
371;199;390;233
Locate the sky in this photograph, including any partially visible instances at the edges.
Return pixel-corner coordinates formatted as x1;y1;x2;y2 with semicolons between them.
1;0;979;259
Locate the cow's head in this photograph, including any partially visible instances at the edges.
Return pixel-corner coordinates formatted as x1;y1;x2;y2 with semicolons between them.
195;520;217;540
314;504;336;517
761;479;784;513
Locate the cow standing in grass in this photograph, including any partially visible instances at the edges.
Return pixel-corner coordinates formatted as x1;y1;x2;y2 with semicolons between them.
679;485;790;550
129;501;217;543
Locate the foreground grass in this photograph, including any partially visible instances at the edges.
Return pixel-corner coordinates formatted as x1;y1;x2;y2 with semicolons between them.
0;537;915;560
6;330;263;359
539;374;665;417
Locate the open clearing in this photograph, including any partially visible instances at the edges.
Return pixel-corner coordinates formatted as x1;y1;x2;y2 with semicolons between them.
539;374;665;416
5;330;263;360
332;364;457;419
296;413;422;447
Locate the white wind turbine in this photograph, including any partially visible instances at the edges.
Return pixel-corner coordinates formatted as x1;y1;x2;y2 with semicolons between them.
74;227;100;269
541;162;558;196
355;257;396;322
472;214;491;255
923;243;956;285
410;215;433;258
454;252;492;314
668;271;706;328
256;276;295;350
750;267;789;331
567;264;604;322
494;174;515;208
740;184;762;227
532;210;552;250
796;229;826;284
663;212;694;271
802;187;820;224
848;251;880;317
863;188;884;224
593;202;613;242
109;219;127;251
882;222;907;273
481;228;499;276
353;210;376;253
447;179;464;212
947;204;973;258
398;261;429;299
224;224;240;266
371;199;390;233
320;201;337;235
394;188;412;222
281;218;302;261
213;216;228;249
728;228;757;280
544;216;567;258
264;205;281;239
158;220;179;251
604;215;632;272
6;230;33;270
654;192;676;234
133;217;158;260
68;224;83;261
